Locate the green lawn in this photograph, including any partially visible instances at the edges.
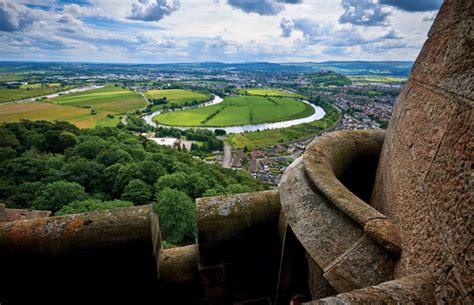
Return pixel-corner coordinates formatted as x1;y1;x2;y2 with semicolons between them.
0;85;77;104
239;88;305;98
153;95;314;127
145;89;211;111
52;86;146;113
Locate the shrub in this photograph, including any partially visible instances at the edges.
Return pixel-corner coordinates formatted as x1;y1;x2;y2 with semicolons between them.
153;188;196;244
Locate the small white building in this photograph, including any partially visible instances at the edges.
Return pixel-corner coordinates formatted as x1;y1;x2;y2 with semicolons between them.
146;136;179;147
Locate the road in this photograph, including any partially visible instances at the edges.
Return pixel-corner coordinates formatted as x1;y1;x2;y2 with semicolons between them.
222;142;232;168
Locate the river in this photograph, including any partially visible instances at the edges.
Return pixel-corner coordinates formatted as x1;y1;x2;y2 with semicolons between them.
142;95;326;134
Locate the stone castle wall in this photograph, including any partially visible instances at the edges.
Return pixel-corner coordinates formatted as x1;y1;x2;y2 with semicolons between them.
371;0;473;302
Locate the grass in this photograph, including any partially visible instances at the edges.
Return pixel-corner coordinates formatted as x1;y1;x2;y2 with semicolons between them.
52;86;146;113
0;85;77;104
144;89;210;111
0;102;119;128
153;96;314;127
227;102;341;150
239;88;304;98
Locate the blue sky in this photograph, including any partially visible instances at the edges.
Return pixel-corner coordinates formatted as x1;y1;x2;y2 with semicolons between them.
0;0;442;63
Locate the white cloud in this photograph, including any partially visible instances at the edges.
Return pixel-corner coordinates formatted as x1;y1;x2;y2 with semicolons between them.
128;0;180;22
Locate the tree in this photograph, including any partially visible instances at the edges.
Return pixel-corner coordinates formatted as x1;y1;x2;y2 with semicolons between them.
59;131;78;151
0;127;20;149
55;199;133;216
153;188;196;244
121;179;152;205
32;181;87;212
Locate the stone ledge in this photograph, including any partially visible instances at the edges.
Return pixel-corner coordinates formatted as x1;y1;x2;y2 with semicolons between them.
304;273;435;304
0;205;153;255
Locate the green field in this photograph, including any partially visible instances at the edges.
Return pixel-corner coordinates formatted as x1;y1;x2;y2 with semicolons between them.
239;88;304;98
153;95;314;127
0;102;118;128
145;89;210;111
0;85;77;104
228;104;340;149
53;86;146;113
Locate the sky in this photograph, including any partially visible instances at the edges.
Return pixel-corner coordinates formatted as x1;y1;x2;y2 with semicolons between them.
0;0;442;63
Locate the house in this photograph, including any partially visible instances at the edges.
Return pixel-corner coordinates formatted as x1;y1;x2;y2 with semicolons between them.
231;150;244;168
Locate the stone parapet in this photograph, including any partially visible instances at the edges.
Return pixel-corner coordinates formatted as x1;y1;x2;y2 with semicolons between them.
0;205;156;256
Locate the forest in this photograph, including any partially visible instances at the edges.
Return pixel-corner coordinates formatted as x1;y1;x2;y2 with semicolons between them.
0;121;266;245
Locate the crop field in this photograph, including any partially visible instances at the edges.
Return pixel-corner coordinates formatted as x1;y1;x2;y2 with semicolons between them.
144;89;210;111
239;88;304;98
153;95;314;127
0;85;76;104
0;102;118;128
53;86;146;113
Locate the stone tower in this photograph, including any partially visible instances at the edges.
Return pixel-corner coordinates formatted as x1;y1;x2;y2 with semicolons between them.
371;0;473;301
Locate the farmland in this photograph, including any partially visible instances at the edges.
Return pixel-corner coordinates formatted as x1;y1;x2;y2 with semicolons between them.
239;88;304;98
0;86;146;128
0;85;77;104
0;102;118;128
52;86;146;113
144;89;211;111
153;95;314;127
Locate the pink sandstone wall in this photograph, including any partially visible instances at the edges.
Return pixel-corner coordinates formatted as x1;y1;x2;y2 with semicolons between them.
371;0;473;302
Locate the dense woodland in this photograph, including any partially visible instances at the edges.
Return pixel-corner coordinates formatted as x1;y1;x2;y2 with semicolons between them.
0;121;266;244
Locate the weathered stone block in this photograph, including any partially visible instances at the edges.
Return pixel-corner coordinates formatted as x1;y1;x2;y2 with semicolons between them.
323;236;396;293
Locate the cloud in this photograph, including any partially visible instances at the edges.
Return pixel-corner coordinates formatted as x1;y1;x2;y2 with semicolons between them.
227;0;302;16
0;1;38;31
128;0;180;22
279;17;294;37
280;16;403;49
379;0;442;12
339;0;390;26
420;11;437;22
62;3;108;18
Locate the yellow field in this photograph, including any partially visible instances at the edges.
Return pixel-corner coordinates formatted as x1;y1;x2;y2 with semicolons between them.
0;102;118;128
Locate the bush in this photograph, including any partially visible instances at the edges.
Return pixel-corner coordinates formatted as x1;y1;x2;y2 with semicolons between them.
153;188;196;244
121;179;152;205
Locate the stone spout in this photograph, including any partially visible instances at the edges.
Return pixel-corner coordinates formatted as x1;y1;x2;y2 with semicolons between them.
278;130;402;301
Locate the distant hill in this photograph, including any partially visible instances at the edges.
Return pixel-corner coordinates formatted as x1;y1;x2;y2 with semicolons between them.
0;61;414;77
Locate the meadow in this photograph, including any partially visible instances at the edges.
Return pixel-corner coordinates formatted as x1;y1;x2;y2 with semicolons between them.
153;95;314;127
238;88;304;98
0;85;77;104
144;89;211;111
0;102;118;128
53;86;146;113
